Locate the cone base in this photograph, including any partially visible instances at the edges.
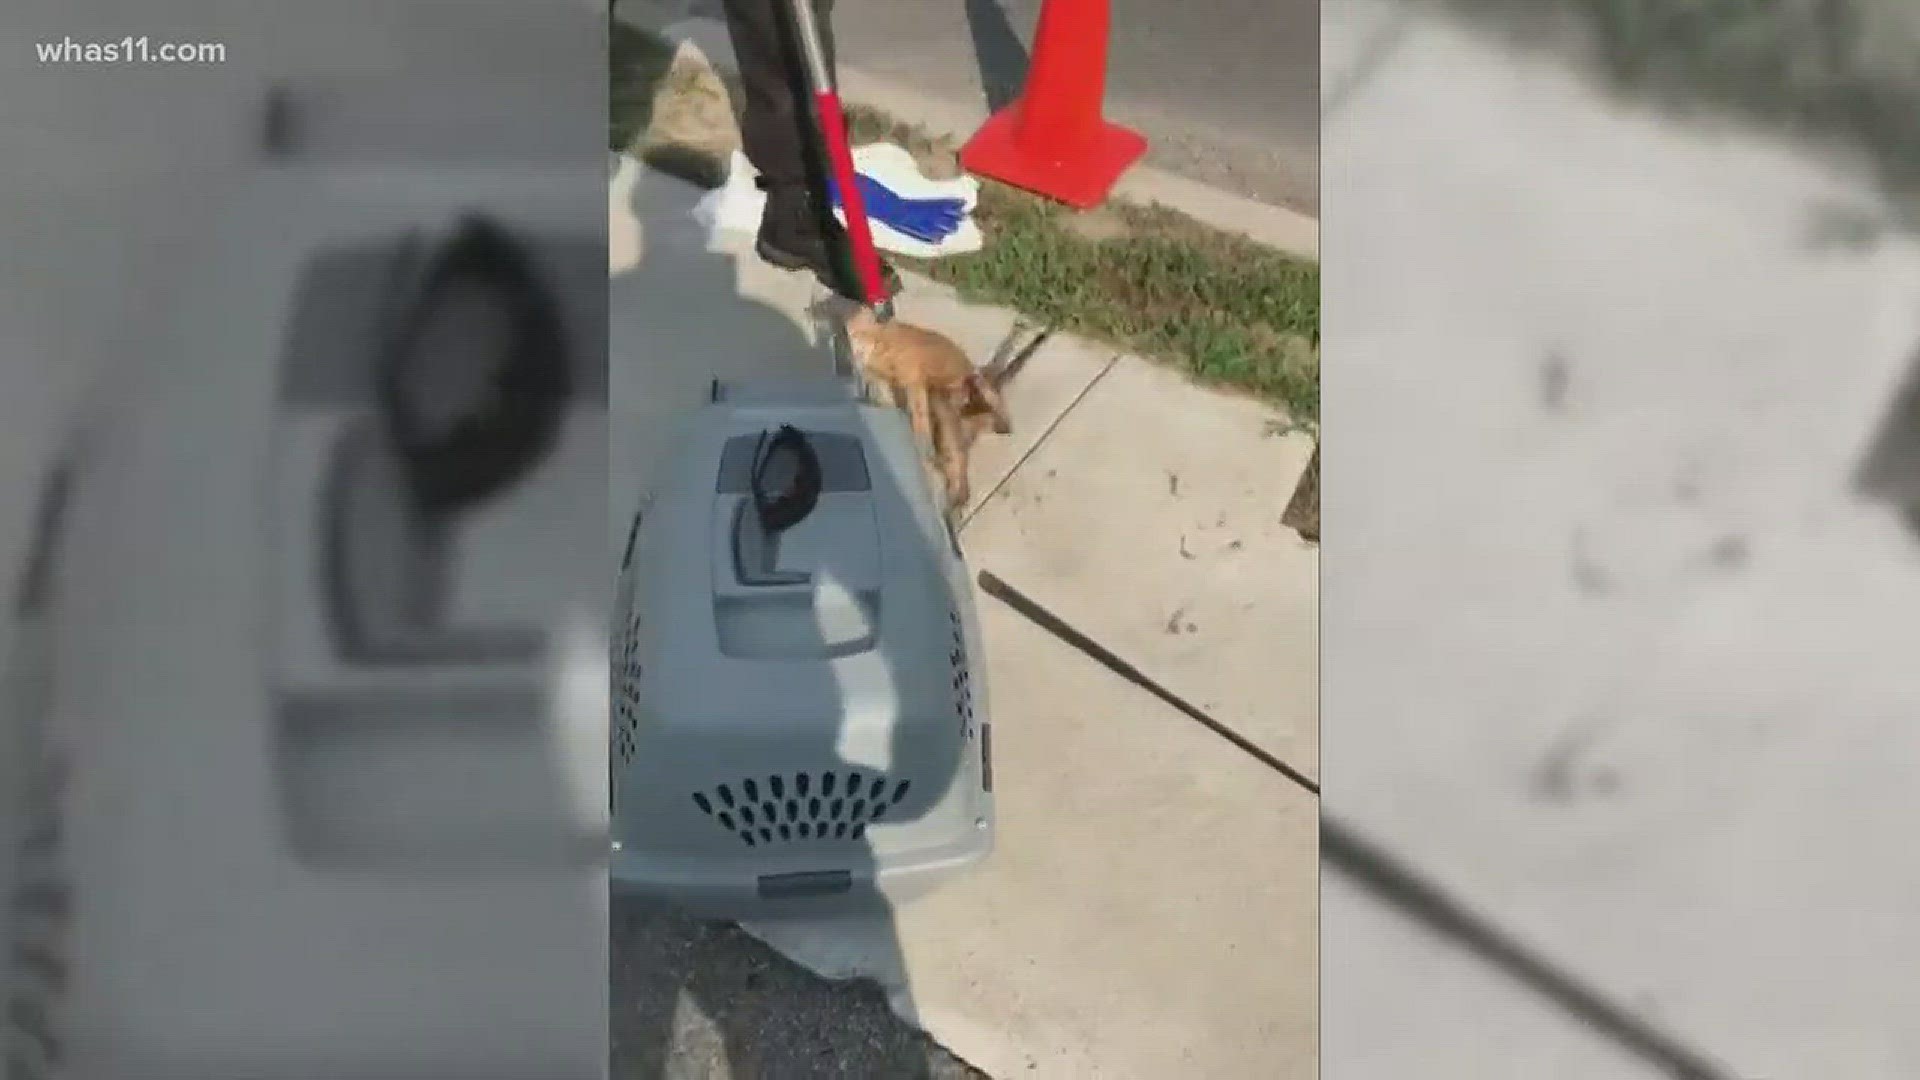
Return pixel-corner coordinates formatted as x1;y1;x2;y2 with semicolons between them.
959;106;1148;210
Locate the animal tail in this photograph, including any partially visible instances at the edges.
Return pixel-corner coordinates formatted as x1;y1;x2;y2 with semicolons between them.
982;324;1052;389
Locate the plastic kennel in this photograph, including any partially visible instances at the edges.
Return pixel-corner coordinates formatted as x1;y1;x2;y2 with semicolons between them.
611;376;994;917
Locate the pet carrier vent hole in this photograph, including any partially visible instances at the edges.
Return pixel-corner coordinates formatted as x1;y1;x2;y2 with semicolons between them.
694;772;915;842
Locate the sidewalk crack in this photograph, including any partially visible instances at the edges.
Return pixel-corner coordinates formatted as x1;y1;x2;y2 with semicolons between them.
959;351;1122;532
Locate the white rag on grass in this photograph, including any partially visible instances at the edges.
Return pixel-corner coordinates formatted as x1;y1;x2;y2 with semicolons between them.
693;144;986;259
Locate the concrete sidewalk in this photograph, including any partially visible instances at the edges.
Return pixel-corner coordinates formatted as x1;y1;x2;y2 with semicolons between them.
876;280;1320;776
610;158;1319;1077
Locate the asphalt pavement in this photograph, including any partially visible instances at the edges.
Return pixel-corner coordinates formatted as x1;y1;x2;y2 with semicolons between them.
612;899;988;1079
833;0;1318;213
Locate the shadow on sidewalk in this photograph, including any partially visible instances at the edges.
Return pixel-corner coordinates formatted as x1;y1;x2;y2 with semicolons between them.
1855;341;1920;544
962;0;1031;114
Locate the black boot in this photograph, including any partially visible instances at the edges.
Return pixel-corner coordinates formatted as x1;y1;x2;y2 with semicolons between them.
754;181;901;302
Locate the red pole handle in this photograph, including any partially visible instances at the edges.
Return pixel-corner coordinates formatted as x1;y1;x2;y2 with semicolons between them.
787;0;891;314
813;90;891;311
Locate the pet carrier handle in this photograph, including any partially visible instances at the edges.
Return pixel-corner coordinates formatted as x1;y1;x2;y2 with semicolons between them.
329;217;561;664
750;425;822;533
733;425;822;587
789;0;893;320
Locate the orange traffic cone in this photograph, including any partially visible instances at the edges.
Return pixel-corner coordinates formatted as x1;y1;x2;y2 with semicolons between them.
959;0;1148;209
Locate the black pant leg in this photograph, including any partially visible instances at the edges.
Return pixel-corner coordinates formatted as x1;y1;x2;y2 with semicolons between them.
716;0;838;193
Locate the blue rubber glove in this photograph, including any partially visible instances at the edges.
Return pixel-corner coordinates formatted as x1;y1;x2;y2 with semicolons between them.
828;173;968;245
830;174;966;243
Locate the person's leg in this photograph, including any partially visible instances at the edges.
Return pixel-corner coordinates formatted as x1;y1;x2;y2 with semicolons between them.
716;0;897;299
717;0;818;191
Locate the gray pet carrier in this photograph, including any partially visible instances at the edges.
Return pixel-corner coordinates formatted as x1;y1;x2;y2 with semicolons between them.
611;376;994;917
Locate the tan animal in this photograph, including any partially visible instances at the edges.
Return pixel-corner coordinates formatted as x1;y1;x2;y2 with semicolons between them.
835;304;1038;517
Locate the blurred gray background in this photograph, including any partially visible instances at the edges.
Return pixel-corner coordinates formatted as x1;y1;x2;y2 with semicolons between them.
0;3;610;1078
1325;0;1920;1077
